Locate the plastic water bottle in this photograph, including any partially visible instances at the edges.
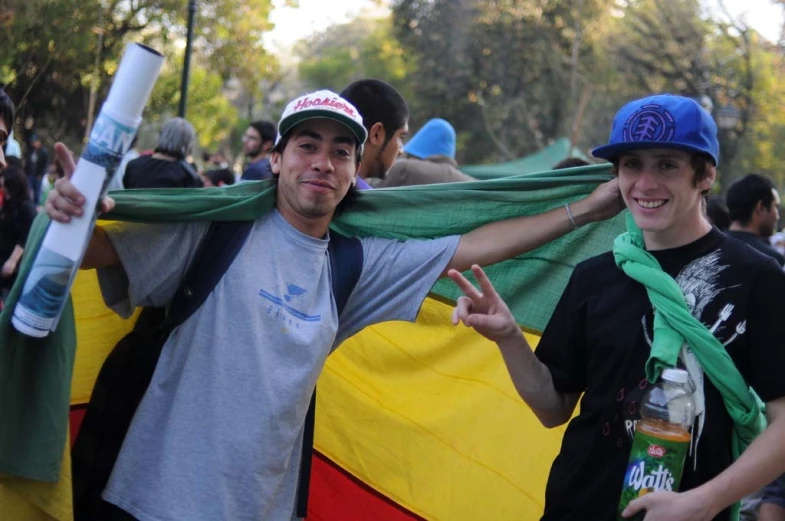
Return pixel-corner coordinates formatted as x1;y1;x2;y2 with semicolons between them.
617;368;696;520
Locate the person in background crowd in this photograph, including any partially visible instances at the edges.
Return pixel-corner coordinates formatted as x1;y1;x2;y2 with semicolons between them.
0;167;36;299
240;120;276;181
201;168;235;187
4;130;22;160
106;136;140;192
553;157;590;170
123;118;202;189
706;195;731;232
0;89;15;208
39;160;65;206
375;118;475;187
340;79;409;190
25;133;48;202
726;173;784;266
206;150;230;170
770;232;785;258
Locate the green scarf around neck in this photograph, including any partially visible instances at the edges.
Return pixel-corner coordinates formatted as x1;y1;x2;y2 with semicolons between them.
612;213;767;518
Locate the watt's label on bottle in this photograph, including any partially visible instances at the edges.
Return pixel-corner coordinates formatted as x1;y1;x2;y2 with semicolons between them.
617;431;690;521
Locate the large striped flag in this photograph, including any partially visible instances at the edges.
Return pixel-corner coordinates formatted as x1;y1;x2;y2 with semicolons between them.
0;167;626;520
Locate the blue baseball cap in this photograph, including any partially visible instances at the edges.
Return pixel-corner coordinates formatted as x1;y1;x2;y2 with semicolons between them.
592;94;719;165
403;118;456;159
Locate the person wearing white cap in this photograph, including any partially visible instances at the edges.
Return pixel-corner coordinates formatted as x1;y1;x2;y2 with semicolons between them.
43;89;622;521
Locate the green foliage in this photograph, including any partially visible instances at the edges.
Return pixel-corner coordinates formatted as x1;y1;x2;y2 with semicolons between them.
392;0;616;164
388;0;785;183
297;17;409;95
147;54;238;150
0;0;276;146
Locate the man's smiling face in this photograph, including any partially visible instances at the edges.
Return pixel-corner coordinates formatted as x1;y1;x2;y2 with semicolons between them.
271;118;359;224
618;148;715;248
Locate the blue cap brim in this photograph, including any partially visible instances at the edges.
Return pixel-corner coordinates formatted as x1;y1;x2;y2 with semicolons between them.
591;141;718;165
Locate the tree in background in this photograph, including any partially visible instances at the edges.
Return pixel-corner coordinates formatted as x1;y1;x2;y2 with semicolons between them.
387;0;784;189
146;54;238;151
0;0;279;153
391;0;614;164
296;16;409;97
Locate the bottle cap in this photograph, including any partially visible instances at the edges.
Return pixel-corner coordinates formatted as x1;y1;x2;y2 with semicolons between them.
662;368;689;384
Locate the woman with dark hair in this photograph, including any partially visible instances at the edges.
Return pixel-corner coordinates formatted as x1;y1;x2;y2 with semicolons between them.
0;166;37;297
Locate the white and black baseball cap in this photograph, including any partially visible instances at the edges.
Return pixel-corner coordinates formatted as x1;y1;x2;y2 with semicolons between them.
276;90;368;150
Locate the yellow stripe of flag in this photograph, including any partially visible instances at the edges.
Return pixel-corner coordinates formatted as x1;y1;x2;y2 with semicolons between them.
316;297;567;520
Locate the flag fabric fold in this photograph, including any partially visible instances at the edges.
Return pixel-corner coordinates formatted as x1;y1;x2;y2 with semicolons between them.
1;166;627;520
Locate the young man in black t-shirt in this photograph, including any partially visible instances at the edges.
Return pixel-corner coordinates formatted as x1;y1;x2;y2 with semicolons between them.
448;94;785;521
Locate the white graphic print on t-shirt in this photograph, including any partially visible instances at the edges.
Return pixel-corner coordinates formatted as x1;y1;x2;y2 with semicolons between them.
634;250;746;467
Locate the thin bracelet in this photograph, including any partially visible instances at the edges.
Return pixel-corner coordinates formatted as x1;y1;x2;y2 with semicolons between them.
565;203;579;231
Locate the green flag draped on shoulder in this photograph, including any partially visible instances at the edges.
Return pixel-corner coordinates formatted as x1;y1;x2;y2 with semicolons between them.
0;166;625;484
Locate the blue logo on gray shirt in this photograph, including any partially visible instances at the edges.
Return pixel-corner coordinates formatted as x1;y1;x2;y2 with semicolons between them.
284;283;306;302
259;286;321;322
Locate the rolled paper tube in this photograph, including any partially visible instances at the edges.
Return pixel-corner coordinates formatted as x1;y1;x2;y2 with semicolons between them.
12;43;164;337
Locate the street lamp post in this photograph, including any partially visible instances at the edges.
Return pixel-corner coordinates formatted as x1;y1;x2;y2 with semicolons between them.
178;0;197;118
715;105;740;132
714;104;741;192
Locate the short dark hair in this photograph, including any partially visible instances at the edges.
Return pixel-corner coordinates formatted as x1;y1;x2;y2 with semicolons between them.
0;89;14;132
0;166;30;204
611;153;713;190
553;157;590;170
250;120;277;144
4;156;22;170
340;79;408;149
705;195;731;231
271;132;360;215
205;168;235;187
727;173;777;224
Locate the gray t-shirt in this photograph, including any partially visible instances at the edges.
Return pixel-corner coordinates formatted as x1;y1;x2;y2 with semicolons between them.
96;209;459;521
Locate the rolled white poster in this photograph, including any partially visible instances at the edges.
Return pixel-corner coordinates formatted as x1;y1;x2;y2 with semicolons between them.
12;43;164;337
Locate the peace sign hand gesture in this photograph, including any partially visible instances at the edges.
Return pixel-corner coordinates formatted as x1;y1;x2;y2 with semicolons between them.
448;264;521;344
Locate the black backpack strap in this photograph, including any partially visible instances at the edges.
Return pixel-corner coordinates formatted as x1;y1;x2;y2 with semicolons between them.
72;220;254;520
179;159;202;185
295;231;363;517
167;220;255;329
327;231;364;314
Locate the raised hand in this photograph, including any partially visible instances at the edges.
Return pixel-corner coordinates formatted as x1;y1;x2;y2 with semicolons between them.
584;178;624;222
447;264;521;344
44;143;115;223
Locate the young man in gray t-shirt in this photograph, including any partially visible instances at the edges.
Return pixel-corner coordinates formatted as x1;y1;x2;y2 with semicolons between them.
45;89;622;521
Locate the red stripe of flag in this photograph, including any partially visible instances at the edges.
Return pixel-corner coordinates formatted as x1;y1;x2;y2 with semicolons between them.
70;407;421;520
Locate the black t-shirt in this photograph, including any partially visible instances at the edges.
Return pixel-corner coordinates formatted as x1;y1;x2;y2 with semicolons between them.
0;200;37;287
535;228;785;521
123;155;203;189
726;230;785;266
